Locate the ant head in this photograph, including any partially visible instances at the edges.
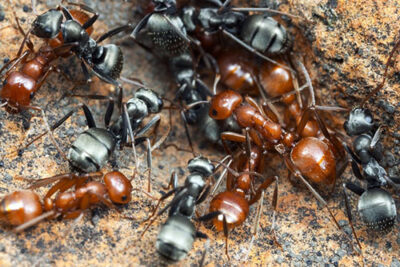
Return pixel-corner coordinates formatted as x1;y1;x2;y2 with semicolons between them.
188;157;215;177
153;0;176;13
32;9;63;38
344;108;374;136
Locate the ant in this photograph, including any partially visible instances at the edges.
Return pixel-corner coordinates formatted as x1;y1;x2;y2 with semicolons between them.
154;156;214;262
206;60;352;248
341;34;400;249
203;144;279;260
0;2;140;124
135;156;215;263
21;87;166;192
131;0;212;124
180;0;301;70
0;170;134;232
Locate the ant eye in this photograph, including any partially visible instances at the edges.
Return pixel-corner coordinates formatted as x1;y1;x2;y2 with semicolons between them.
211;109;218;116
30;92;35;99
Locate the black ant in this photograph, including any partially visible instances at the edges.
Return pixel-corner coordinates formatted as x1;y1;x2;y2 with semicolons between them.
341;35;400;251
20;87;167;192
154;156;214;262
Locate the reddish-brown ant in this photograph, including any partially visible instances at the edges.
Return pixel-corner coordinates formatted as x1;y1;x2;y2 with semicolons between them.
204;145;279;259
0;170;136;232
206;60;351;255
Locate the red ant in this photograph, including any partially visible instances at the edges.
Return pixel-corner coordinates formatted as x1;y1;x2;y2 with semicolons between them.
0;170;137;232
202;60;354;257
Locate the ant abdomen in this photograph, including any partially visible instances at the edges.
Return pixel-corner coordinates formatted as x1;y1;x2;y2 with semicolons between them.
209;191;249;231
358;188;396;233
291;137;336;185
0;191;43;226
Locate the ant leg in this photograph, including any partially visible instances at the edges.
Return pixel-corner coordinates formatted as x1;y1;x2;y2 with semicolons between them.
81;104;96;128
163;171;178;190
195;78;214;97
197;210;230;261
344;182;365;196
97;25;133;43
145;172;179;220
121;103;140;175
13;12;34;53
0;50;30;77
196;185;211;204
119;76;145;88
180;110;195;156
27;173;74;189
20;110;74;153
361;36;400;106
135;114;161;138
265;83;308;104
211;158;232;196
282;154;342;229
13;210;57;233
248;176;277;205
131;13;153;39
149;115;171;153
343;183;363;255
80;61;92;83
231;7;303;19
270;177;281;248
221;131;246;155
24;106;68;161
140;187;186;237
223;215;230;261
65;2;99;29
104;98;115;128
31;0;37;14
370;126;383;150
221;29;293;71
44;177;77;199
144;137;153;192
252;75;283;124
198;238;210;267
